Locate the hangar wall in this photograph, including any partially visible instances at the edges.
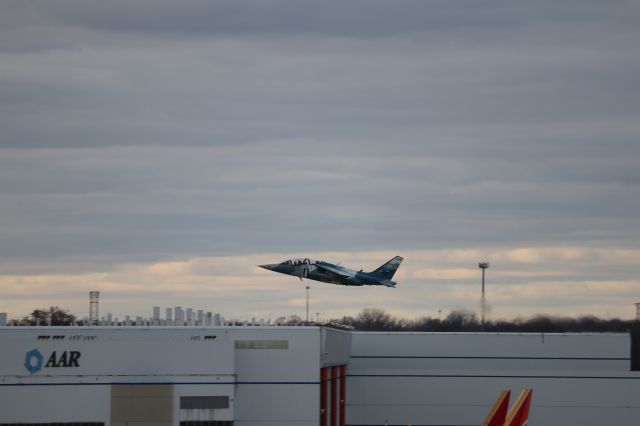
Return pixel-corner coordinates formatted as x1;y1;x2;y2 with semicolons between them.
346;332;640;426
2;327;640;426
233;327;349;426
0;326;351;426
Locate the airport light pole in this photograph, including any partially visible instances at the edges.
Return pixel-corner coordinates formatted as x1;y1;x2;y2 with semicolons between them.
305;286;310;324
478;262;489;331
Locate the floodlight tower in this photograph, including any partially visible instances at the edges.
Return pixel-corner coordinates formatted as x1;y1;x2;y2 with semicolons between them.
305;286;310;324
89;291;100;326
478;262;489;330
635;302;640;321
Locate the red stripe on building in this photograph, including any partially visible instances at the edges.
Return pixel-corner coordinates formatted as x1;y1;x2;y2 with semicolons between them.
339;364;347;426
331;366;339;426
320;367;329;426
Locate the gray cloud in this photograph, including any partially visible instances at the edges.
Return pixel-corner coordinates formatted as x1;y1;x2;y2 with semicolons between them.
5;1;635;41
2;2;639;147
1;1;639;318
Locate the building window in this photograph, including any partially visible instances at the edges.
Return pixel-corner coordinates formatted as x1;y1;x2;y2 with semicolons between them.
180;396;229;409
235;339;288;350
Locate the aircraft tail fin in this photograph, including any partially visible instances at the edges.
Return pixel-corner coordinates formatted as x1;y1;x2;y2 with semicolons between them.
504;388;533;426
482;390;510;426
370;256;403;280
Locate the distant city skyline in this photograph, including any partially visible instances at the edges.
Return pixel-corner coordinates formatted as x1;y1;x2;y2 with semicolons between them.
3;248;639;321
1;2;639;321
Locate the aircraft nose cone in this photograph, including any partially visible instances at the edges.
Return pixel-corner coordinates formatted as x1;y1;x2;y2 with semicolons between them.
259;263;279;271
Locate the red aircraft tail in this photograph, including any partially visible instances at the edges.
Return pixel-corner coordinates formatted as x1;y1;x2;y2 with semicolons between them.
482;389;511;426
483;388;532;426
504;388;533;426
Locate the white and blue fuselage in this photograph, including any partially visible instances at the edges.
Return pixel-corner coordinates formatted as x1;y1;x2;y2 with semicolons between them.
259;256;403;287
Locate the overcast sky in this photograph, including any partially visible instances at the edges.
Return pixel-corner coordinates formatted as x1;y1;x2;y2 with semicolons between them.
1;1;639;322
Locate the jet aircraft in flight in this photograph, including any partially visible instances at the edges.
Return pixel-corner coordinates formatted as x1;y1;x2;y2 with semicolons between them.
259;256;403;287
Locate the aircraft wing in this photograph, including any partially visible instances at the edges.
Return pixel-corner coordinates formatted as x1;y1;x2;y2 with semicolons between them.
314;263;353;278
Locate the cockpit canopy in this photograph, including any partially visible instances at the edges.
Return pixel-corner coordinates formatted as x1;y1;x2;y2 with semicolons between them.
283;258;317;266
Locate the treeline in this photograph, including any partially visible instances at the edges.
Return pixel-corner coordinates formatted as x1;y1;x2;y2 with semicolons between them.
325;308;635;333
17;307;76;326
11;306;636;333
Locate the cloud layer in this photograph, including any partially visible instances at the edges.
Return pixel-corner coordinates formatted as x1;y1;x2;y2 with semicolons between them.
2;248;639;321
1;1;639;319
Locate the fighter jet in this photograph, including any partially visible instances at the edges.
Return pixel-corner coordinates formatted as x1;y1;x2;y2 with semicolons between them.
259;256;403;287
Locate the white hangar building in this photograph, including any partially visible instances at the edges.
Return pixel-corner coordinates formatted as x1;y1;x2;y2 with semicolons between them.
1;326;639;426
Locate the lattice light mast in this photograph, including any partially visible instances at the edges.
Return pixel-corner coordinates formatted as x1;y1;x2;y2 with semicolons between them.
89;291;100;326
478;262;489;330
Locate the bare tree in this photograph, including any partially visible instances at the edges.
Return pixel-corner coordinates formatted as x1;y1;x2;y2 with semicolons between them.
285;315;304;326
20;307;76;326
326;308;633;333
354;308;397;331
443;309;479;331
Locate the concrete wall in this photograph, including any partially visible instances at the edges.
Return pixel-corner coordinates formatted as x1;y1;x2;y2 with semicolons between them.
347;332;640;426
